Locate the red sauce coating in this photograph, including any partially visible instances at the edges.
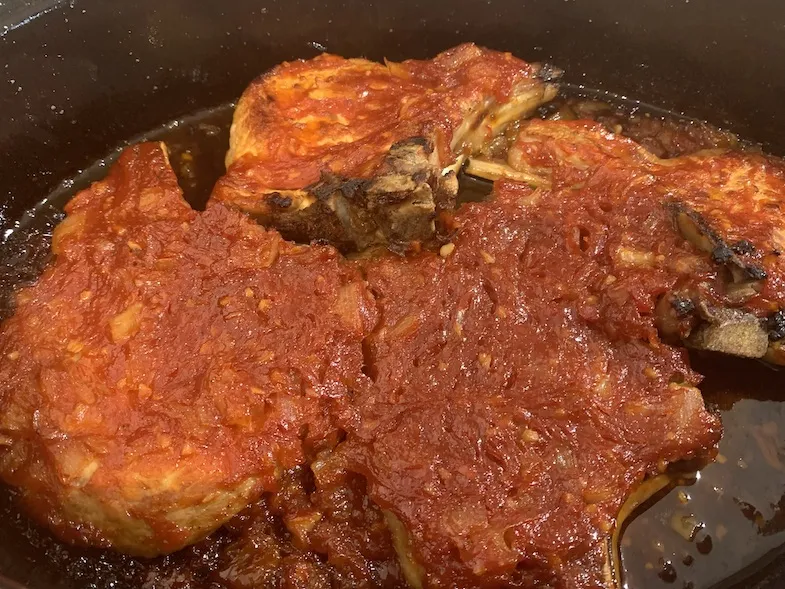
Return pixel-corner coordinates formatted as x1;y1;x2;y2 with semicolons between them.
509;119;785;318
0;143;376;556
342;182;721;587
212;43;540;206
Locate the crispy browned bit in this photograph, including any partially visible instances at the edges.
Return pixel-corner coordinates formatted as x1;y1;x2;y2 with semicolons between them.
673;297;696;317
655;293;700;343
767;310;785;341
666;201;767;290
297;138;458;253
732;239;756;255
343;180;720;588
267;192;293;208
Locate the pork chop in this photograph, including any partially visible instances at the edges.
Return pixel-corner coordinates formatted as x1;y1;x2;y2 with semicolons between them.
339;182;721;588
0;59;740;589
468;119;785;363
210;43;558;252
0;143;376;556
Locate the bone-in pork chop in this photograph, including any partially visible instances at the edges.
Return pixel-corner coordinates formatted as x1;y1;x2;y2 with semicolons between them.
0;143;376;557
211;43;557;252
339;180;721;588
0;52;737;589
484;119;785;363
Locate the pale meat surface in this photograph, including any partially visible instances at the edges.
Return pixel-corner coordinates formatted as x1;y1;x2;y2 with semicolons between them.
0;143;376;557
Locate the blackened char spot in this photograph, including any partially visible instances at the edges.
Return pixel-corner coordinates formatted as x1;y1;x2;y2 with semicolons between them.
267;192;293;208
339;178;366;200
307;172;345;201
731;239;755;255
767;311;785;341
671;297;696;318
746;266;768;281
667;200;768;283
711;244;734;264
306;172;368;202
412;170;429;184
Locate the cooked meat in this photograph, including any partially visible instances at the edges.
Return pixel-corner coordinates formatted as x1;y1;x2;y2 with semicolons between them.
686;305;769;358
0;50;750;589
302;137;459;253
340;183;721;588
211;43;558;252
540;97;739;159
470;119;785;362
470;97;738;171
0;465;407;589
0;143;376;557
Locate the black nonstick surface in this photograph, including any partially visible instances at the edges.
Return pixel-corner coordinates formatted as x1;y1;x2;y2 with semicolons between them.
1;1;785;588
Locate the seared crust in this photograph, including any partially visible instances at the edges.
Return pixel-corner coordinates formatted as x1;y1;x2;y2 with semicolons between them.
211;43;557;250
0;143;376;556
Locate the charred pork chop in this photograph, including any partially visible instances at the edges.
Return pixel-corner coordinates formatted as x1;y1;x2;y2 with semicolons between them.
467;119;785;364
211;43;557;252
0;143;376;556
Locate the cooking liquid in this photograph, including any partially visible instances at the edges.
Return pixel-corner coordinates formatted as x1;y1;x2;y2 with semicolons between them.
1;94;784;589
